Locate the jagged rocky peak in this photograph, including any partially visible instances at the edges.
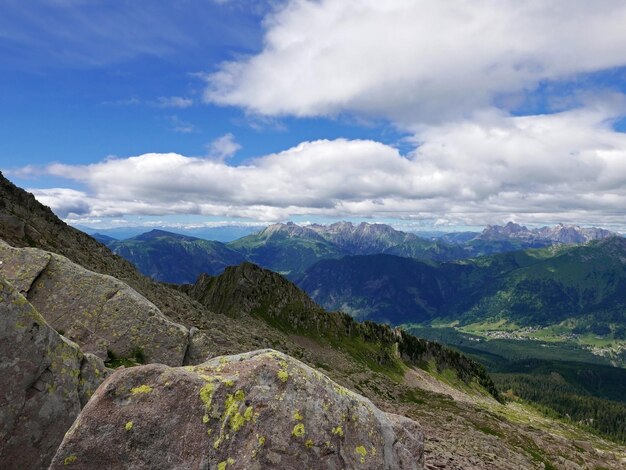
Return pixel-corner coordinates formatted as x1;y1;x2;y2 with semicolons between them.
50;350;424;470
477;221;617;243
184;261;320;319
259;222;325;241
478;221;530;240
536;223;616;243
309;221;418;254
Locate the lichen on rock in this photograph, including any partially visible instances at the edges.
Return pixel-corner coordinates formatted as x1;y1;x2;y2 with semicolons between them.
49;349;424;469
0;275;109;469
0;241;190;366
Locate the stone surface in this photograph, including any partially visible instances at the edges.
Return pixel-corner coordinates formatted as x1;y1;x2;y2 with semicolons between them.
0;275;109;470
50;349;424;470
0;241;190;366
184;327;215;365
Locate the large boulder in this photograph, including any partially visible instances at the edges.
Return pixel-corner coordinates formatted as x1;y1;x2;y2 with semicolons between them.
0;241;190;366
0;275;109;470
50;349;424;469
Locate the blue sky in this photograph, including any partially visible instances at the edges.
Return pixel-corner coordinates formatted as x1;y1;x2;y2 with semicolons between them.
3;0;626;231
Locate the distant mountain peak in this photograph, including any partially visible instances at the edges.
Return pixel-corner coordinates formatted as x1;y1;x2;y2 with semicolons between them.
477;222;616;244
308;221;419;254
259;222;325;241
132;229;200;242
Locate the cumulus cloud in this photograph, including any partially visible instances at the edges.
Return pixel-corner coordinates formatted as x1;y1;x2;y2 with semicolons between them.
25;104;626;227
205;0;626;126
206;133;242;160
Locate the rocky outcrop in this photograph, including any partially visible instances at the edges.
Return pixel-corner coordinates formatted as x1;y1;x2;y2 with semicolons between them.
0;275;109;470
50;349;424;470
0;241;190;366
183;262;320;319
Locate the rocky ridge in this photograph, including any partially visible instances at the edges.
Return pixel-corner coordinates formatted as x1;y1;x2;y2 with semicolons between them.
0;240;191;366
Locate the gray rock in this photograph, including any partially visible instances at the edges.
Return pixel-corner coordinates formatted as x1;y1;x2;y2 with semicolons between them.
0;242;190;366
50;349;424;469
184;327;215;365
0;275;109;470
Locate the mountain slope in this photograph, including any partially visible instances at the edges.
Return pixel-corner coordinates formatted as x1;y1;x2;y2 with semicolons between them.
298;238;626;334
227;222;346;277
463;237;626;328
108;229;244;283
183;262;500;398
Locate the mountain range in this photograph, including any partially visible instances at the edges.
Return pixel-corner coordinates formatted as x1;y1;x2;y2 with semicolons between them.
97;220;619;283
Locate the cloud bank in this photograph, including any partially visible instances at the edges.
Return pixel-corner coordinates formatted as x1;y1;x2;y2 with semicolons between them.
27;105;626;227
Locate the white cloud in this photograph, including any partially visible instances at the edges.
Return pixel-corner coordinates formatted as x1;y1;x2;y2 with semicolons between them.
155;96;193;108
167;115;197;133
24;104;626;228
205;0;626;126
206;133;241;160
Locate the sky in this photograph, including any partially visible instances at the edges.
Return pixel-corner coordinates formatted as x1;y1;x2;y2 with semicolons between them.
2;0;626;232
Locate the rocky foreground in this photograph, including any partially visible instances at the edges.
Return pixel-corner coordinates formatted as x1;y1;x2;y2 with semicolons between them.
51;350;423;469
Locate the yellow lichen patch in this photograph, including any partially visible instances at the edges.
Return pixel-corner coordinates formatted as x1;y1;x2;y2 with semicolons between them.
332;426;344;437
231;405;254;432
124;421;133;431
202;414;210;424
355;445;367;463
305;439;314;448
217;457;235;470
334;385;352;397
222;379;234;387
277;369;289;382
293;410;303;421
63;455;77;465
130;384;152;395
371;446;377;456
257;435;266;446
199;382;215;410
292;423;305;438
